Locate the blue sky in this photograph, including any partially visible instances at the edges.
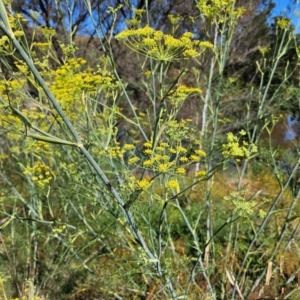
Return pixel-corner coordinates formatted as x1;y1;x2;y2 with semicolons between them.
273;0;300;28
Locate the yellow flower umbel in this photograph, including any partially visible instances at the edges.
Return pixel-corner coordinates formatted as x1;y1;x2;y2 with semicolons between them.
25;140;50;155
23;161;53;188
277;17;291;30
167;180;180;193
116;27;201;61
196;0;245;22
168;14;182;25
195;169;206;178
224;191;257;218
176;167;186;175
140;141;180;173
166;119;195;143
222;131;257;162
224;191;268;219
136;179;152;191
51;58;119;122
168;85;202;107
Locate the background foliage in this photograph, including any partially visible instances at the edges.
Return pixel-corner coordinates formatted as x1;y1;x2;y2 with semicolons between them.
0;0;300;299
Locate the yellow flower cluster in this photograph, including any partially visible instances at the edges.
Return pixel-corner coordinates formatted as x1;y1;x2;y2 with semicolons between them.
33;42;52;49
116;26;203;61
135;178;152;190
25;140;50;155
258;46;270;57
0;102;50;135
166;119;195;142
128;156;140;164
0;35;10;53
176;167;186;174
224;191;264;219
222;131;257;161
196;0;245;21
127;176;152;193
195;170;206;178
168;14;182;25
23;161;53;188
52;224;67;234
0;77;26;104
123;143;135;150
0;14;26;53
141;141;180;172
40;27;56;39
51;58;87;120
106;143;125;159
277;18;291;30
140;139;206;173
126;9;146;27
190;149;207;162
0;86;54;148
199;41;214;49
195;149;206;157
0;110;23;132
96;142;137;162
157;162;175;173
167;179;179;191
51;58;119;121
169;85;202;107
8;14;26;35
95;124;205;180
